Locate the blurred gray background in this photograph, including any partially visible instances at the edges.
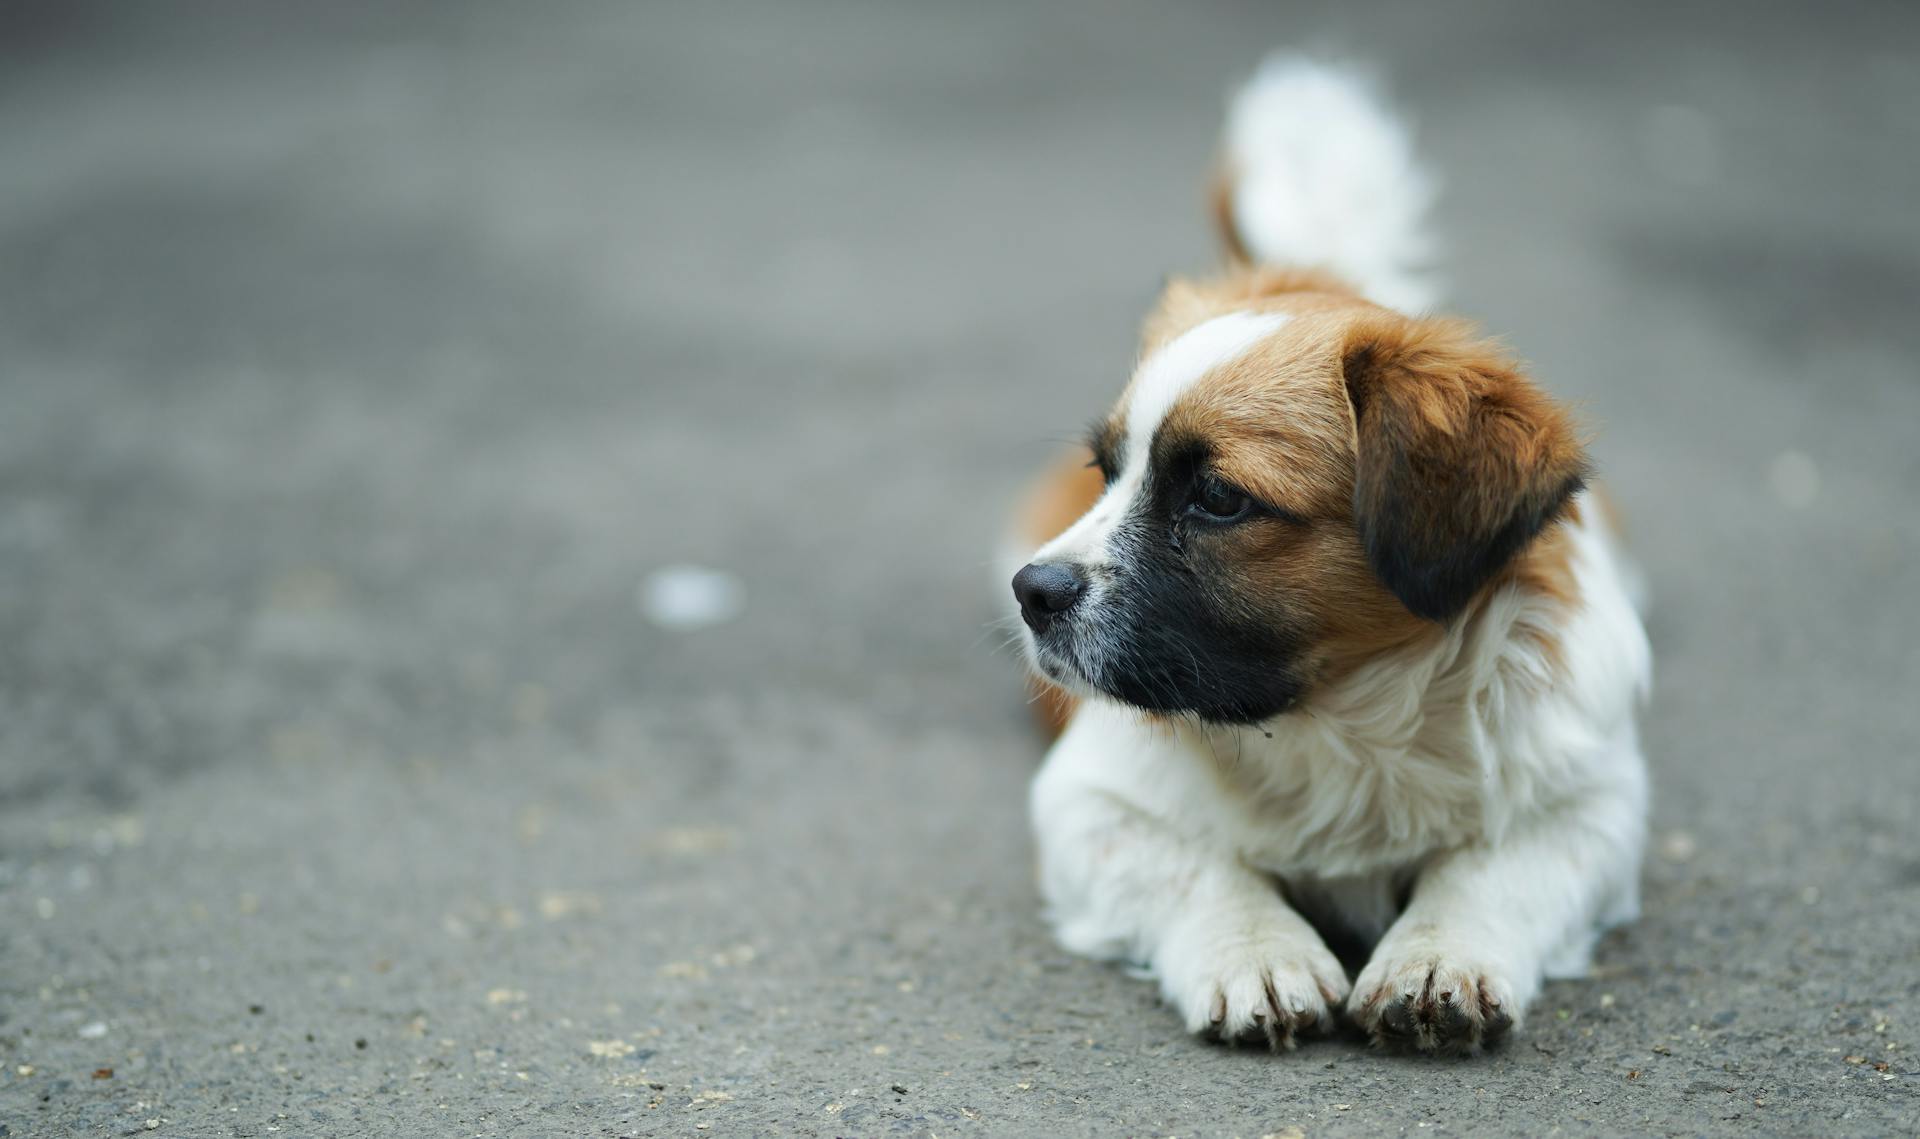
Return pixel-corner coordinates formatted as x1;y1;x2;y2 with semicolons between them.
2;2;1917;1135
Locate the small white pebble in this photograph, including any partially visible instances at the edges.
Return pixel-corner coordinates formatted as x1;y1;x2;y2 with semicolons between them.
78;1021;108;1040
587;1039;636;1059
1659;831;1697;863
638;566;745;631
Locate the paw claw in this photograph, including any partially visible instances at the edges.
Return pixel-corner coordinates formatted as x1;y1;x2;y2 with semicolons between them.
1349;954;1519;1055
1162;925;1348;1051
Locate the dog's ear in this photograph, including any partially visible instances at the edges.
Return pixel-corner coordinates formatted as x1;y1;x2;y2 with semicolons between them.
1341;312;1588;622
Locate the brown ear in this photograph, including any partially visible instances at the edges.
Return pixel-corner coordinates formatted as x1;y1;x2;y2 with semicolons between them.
1342;313;1588;622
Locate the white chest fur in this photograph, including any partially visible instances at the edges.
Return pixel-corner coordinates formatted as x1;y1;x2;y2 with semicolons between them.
1031;498;1651;949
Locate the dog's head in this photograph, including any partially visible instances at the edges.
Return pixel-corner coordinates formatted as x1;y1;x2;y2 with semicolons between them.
1013;283;1587;725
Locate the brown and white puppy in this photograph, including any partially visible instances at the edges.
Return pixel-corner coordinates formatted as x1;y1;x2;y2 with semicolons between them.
1007;57;1649;1053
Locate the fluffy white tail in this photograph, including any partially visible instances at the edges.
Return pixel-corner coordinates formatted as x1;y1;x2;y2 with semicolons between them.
1221;55;1439;313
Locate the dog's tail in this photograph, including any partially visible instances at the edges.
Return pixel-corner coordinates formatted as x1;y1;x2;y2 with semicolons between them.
1215;55;1439;313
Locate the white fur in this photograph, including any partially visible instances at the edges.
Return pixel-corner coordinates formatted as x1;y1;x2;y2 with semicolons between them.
1122;312;1291;454
1224;56;1438;313
1030;497;1651;1041
1018;57;1648;1049
1036;491;1651;1044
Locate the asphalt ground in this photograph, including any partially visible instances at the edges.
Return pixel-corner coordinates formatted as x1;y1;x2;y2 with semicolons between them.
2;2;1918;1135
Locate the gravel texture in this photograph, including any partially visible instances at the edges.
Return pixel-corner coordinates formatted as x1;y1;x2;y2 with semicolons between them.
2;2;1917;1135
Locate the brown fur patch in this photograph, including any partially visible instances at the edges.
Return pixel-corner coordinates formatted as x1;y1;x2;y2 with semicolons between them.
1502;499;1582;610
1155;308;1440;687
1014;449;1106;553
1009;275;1591;734
1144;300;1586;684
1339;310;1589;622
1139;269;1363;358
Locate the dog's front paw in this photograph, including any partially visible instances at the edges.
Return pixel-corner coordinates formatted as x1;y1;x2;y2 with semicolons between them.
1349;944;1519;1054
1157;914;1349;1050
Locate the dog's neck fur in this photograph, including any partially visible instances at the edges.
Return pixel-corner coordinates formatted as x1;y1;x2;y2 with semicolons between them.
1175;492;1644;880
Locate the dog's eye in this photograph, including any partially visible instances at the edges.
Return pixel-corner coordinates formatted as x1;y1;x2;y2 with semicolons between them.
1188;475;1253;522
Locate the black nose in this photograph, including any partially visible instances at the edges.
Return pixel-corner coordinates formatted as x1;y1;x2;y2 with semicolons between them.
1012;562;1086;632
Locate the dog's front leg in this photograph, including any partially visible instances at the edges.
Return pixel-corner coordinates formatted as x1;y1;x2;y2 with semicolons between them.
1032;735;1348;1048
1349;788;1644;1053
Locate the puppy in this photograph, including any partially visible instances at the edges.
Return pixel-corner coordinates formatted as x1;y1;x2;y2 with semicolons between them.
1007;57;1650;1053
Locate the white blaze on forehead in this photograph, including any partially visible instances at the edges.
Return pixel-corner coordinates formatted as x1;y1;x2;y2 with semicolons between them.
1034;310;1288;568
1121;311;1292;458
